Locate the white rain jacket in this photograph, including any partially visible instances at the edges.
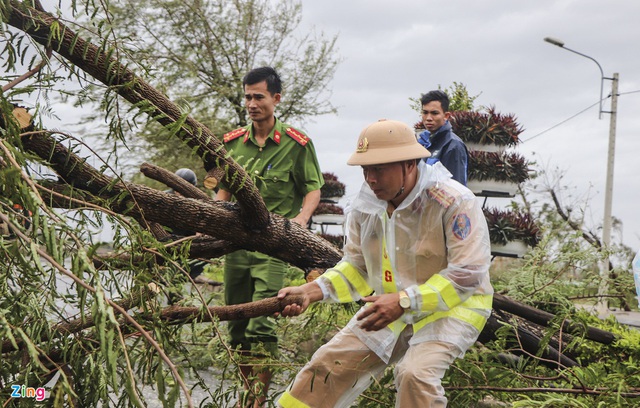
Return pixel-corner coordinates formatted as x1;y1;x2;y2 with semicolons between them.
316;162;493;363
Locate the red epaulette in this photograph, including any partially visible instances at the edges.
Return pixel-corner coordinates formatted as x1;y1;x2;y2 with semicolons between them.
285;127;309;146
223;127;248;143
427;184;456;208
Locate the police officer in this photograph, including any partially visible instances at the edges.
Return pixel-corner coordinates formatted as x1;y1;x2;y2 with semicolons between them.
216;66;324;407
277;119;492;407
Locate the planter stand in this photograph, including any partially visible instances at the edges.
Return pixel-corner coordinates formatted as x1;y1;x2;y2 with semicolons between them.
468;179;519;197
491;240;529;258
312;214;345;224
321;196;342;204
466;142;507;153
312;213;345;235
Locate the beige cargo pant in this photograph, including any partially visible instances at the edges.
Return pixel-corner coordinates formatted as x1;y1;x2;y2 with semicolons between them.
278;326;460;408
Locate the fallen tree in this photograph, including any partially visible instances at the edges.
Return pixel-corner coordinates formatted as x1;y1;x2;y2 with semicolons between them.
2;1;638;407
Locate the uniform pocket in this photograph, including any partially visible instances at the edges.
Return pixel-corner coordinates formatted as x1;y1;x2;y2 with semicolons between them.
259;169;291;199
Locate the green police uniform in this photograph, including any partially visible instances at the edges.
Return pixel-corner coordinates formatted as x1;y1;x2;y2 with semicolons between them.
221;117;324;356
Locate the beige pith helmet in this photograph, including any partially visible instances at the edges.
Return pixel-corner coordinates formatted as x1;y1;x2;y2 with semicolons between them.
347;119;431;166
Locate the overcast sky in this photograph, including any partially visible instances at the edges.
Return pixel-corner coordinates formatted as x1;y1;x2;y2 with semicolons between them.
294;0;640;251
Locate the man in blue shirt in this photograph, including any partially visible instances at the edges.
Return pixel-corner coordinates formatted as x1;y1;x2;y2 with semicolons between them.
417;90;469;185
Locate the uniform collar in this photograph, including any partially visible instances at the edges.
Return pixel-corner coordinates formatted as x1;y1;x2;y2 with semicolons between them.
246;116;283;145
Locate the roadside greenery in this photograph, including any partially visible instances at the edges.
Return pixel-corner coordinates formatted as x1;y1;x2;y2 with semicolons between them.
2;1;639;407
186;234;640;407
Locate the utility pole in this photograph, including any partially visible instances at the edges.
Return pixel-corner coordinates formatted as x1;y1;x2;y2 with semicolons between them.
598;72;619;315
543;37;619;315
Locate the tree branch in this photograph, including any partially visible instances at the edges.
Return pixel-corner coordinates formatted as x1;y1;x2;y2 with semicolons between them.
20;130;341;269
6;1;268;230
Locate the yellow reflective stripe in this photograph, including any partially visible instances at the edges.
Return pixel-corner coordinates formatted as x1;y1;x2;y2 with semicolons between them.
381;238;396;294
427;274;462;309
418;286;439;311
413;295;493;332
322;270;356;303
459;294;493;310
413;313;429;332
333;261;373;298
413;308;487;332
388;319;406;336
279;391;310;408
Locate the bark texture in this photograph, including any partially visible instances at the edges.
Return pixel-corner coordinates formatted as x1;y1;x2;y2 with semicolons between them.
20;130;342;269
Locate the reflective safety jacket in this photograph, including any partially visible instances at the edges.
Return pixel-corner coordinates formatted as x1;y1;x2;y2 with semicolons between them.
316;162;493;363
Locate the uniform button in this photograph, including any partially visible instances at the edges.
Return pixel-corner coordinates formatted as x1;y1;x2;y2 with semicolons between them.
273;177;279;181
254;170;259;175
396;247;400;251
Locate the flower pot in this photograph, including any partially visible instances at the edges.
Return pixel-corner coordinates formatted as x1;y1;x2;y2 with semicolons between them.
491;240;529;258
467;179;518;197
466;142;506;153
311;214;345;225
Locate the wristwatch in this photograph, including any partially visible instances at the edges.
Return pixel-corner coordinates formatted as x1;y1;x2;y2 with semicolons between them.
398;290;411;310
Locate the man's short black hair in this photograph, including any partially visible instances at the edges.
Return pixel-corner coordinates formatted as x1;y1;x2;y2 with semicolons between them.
243;66;282;95
420;90;450;112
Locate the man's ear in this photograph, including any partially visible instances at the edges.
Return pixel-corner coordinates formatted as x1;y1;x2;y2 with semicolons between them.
444;111;451;120
274;92;282;104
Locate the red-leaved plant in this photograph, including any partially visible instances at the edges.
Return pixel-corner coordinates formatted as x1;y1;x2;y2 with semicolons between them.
449;107;523;147
483;207;540;247
469;150;532;183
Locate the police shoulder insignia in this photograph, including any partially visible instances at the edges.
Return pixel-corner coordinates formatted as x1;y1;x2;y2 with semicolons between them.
223;127;248;143
452;213;472;240
427;184;456;208
285;127;309;146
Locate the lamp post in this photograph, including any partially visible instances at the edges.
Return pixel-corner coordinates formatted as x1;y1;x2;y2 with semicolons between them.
543;37;619;315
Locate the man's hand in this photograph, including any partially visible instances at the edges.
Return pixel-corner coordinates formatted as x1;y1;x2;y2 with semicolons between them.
290;214;309;227
357;293;404;331
276;282;324;317
292;189;321;227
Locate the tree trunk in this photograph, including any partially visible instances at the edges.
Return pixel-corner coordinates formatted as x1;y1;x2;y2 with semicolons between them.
493;293;616;344
20;130;342;270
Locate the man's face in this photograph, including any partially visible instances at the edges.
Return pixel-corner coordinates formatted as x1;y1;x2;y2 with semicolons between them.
421;100;450;133
361;162;404;201
244;80;281;123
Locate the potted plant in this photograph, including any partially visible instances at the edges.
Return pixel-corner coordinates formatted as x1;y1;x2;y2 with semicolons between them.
312;202;345;225
321;172;346;203
449;107;523;151
483;207;541;258
467;150;532;197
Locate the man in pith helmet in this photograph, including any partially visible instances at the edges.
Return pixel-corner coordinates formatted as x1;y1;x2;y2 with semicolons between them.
276;119;493;407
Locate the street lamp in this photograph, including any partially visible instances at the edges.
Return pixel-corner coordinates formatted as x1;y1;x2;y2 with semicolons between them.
543;36;620;314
